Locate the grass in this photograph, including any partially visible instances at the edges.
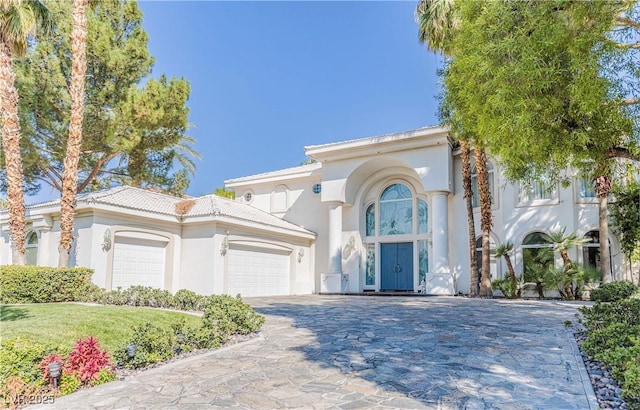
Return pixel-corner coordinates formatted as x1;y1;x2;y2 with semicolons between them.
0;303;202;354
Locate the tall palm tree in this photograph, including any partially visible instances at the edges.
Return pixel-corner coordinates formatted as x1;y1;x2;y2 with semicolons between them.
460;141;478;295
474;147;493;297
59;0;89;267
417;0;486;296
0;0;51;264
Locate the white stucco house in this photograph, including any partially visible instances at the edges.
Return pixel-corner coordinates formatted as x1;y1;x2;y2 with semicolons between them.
1;125;637;297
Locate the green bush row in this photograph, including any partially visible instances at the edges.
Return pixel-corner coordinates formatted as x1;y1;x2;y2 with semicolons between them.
579;297;640;405
115;294;264;369
590;280;640;302
0;265;100;304
1;266;220;312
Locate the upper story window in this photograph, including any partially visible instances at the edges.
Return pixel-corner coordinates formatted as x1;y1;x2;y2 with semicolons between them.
578;177;596;198
243;192;253;203
471;162;495;208
312;183;322;195
379;184;413;236
519;176;557;204
25;231;38;266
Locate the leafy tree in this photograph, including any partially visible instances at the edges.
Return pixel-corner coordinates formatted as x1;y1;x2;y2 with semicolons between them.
59;0;89;267
441;0;640;283
214;187;235;200
0;0;52;264
11;0;197;198
610;181;640;262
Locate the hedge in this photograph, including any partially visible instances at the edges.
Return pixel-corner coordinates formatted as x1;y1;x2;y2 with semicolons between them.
0;265;98;304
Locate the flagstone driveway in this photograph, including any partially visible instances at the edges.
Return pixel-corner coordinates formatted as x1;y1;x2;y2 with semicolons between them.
32;295;597;409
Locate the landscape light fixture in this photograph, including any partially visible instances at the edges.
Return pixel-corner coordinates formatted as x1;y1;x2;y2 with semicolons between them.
174;332;185;355
126;344;137;358
48;361;63;389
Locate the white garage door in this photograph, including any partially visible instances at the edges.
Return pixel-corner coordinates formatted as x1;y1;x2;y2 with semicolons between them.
112;237;166;289
226;247;290;297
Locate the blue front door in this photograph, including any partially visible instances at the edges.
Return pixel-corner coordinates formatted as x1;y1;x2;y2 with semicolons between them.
380;242;413;291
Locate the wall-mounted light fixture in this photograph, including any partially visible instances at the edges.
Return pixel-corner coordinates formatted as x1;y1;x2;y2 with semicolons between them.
297;248;304;263
342;236;355;259
102;229;112;251
220;231;229;256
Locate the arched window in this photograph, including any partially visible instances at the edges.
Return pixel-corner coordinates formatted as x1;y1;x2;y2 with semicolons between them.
583;231;614;279
471;162;495;208
25;231;38;266
379;184;413;235
418;199;428;234
365;204;375;237
522;232;553;281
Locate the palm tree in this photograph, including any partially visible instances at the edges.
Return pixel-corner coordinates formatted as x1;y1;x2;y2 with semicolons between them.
59;0;89;267
416;0;457;57
0;0;51;264
417;0;488;296
474;147;493;297
495;241;516;296
460;141;478;295
544;228;588;299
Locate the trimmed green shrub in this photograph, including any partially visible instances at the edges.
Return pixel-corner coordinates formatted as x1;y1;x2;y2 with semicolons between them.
0;266;98;304
91;286;173;308
579;299;640;405
202;294;265;336
590;280;639;302
172;289;207;311
0;338;56;387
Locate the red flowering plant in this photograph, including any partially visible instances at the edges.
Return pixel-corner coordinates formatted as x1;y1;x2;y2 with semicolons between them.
38;336;115;394
66;337;114;384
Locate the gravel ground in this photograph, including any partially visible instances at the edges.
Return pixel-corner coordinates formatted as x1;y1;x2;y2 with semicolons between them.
576;332;637;410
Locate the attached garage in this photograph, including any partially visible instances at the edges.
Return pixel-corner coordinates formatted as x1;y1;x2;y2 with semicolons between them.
112;236;167;289
226;245;291;297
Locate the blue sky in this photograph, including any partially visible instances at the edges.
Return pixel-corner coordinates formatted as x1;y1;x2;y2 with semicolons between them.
30;1;442;201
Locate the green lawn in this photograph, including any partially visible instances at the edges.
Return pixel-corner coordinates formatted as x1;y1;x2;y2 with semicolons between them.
0;303;202;353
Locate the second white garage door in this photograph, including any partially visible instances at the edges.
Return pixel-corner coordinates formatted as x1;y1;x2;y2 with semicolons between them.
226;247;290;297
112;237;167;289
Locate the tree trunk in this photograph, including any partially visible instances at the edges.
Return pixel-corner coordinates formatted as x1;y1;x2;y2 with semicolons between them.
475;147;493;297
460;141;478;296
59;0;88;267
595;175;612;284
559;250;574;300
0;40;26;265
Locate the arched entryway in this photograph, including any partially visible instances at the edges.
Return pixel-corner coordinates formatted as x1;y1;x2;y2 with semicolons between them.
363;182;428;291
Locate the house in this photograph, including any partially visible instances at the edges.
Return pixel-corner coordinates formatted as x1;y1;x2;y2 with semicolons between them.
1;125;636;296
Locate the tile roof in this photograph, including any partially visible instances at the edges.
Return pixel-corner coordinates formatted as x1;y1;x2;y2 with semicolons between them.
20;186;314;236
189;195;314;234
225;162;321;185
304;125;444;152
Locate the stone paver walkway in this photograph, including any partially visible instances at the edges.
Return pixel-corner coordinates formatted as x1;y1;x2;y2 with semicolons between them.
31;296;598;410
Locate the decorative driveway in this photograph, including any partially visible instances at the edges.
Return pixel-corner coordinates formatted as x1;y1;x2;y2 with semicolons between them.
32;295;598;410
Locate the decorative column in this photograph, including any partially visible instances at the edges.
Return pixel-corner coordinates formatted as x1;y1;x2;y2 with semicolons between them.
429;191;453;294
321;201;344;293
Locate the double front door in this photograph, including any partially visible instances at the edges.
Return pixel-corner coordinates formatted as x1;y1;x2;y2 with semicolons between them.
380;242;413;291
